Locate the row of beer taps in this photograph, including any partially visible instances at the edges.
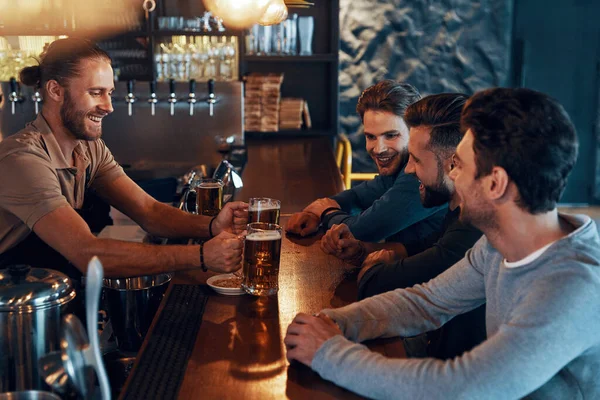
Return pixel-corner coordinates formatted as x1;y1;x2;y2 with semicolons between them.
4;77;219;117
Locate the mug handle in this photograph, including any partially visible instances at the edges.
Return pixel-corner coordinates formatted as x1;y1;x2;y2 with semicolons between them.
182;188;197;214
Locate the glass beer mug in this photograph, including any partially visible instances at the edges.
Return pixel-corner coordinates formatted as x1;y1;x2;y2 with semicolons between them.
242;222;282;296
248;198;281;225
183;178;224;216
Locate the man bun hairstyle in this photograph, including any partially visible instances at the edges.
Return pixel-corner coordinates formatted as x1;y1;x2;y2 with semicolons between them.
19;65;42;87
356;80;422;121
18;37;111;89
461;87;578;214
404;93;469;157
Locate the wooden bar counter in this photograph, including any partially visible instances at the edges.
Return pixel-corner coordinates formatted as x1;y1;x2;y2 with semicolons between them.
124;137;405;399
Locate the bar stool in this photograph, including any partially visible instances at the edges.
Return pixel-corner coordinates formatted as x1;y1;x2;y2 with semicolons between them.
336;133;377;190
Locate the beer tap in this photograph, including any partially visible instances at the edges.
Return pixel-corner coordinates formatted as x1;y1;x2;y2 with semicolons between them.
8;77;23;115
32;84;42;115
125;79;136;116
168;79;177;116
206;79;218;117
187;79;196;116
148;80;158;116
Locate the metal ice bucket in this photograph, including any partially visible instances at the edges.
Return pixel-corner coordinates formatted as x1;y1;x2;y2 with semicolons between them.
102;274;172;351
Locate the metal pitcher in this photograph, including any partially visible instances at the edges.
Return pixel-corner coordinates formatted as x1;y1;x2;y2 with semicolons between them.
102;274;172;351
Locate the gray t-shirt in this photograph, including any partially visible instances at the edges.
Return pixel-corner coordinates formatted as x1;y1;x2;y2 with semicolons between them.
315;213;600;400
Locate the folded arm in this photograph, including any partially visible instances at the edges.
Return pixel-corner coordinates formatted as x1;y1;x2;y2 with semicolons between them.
326;173;443;241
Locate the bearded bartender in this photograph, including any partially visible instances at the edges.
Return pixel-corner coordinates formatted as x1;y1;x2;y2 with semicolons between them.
0;38;246;283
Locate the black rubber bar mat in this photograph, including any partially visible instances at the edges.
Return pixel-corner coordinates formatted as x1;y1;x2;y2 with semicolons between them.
120;284;210;400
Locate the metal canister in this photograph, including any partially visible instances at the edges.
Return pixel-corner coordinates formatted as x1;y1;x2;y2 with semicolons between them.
0;265;76;391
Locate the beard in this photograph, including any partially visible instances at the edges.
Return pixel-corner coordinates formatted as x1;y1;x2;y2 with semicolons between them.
458;186;498;230
421;157;451;208
60;90;101;141
370;149;408;176
421;183;452;208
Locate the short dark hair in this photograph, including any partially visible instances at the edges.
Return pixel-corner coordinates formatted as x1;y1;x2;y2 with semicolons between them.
356;80;421;121
461;87;578;214
19;38;111;89
404;93;469;157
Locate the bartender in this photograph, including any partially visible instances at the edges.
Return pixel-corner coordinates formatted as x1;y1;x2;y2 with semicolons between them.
0;38;245;279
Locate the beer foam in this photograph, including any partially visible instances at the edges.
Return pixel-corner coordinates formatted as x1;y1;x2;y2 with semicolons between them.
248;205;279;211
199;183;222;188
246;231;282;241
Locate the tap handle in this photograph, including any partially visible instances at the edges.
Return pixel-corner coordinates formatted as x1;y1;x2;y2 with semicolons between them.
169;78;176;94
189;79;196;94
127;79;134;94
150;80;156;94
208;79;215;96
9;77;17;93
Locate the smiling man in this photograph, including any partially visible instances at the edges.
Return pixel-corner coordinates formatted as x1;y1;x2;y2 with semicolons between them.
0;38;247;280
285;88;600;399
286;80;446;245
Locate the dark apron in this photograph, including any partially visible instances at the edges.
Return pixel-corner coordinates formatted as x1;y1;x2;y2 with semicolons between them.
0;166;112;317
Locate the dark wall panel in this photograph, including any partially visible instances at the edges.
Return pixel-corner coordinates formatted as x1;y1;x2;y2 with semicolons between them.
339;0;513;171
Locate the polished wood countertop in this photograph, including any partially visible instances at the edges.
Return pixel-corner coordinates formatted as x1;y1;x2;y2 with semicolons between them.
125;137;405;399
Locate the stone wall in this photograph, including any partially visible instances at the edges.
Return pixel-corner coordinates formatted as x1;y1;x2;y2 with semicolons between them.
339;0;514;171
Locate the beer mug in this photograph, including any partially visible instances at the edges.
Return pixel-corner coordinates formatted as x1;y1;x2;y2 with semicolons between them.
183;178;224;216
248;198;281;224
242;222;282;296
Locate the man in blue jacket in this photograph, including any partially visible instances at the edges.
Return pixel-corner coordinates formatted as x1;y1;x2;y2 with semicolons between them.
286;80;446;246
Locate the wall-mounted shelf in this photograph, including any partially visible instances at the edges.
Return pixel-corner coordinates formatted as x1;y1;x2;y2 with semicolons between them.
244;54;337;62
152;30;241;37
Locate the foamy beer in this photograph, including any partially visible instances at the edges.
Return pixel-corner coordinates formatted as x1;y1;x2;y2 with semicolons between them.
242;222;283;296
197;178;223;216
248;198;281;224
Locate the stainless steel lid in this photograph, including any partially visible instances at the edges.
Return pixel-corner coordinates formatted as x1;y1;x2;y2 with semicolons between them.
0;391;62;400
0;265;76;312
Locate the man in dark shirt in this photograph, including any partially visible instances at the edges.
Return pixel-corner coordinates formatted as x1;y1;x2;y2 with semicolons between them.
286;80;446;246
321;93;486;359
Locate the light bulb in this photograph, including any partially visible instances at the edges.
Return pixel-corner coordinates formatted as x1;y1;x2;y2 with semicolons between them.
203;0;271;29
258;0;288;26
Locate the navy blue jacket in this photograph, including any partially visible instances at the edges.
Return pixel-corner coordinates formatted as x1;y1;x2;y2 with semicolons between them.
324;168;446;243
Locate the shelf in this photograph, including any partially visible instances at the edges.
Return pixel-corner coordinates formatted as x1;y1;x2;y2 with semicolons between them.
245;129;333;139
244;54;337;62
0;29;147;38
152;30;242;37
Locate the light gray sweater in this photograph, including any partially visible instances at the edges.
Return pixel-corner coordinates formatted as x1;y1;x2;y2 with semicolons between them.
315;214;600;399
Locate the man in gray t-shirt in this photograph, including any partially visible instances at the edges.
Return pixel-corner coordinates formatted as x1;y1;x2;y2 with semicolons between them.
284;88;600;399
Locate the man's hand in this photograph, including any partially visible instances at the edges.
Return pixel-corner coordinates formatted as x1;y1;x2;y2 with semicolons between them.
357;249;396;283
284;312;342;367
286;211;320;237
203;231;245;273
213;201;248;235
303;198;341;219
320;224;365;266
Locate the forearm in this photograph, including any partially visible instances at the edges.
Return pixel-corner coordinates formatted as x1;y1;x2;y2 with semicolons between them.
363;242;407;259
313;298;597;400
322;258;487;341
344;242;407;267
138;201;212;239
71;237;200;277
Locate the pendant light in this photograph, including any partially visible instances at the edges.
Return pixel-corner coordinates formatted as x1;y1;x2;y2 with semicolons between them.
203;0;271;29
258;0;288;26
